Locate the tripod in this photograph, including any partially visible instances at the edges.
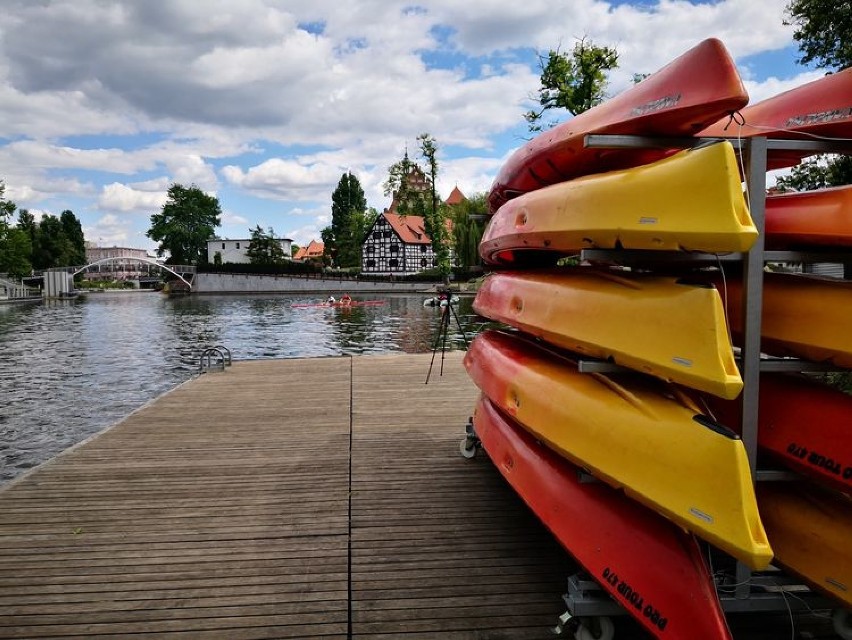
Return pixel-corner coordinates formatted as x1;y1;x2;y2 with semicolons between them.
425;294;468;384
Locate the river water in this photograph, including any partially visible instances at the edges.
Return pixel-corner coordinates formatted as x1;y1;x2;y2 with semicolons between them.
0;291;479;485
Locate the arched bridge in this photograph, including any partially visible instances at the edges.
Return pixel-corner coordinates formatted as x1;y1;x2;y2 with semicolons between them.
40;259;197;297
72;258;196;289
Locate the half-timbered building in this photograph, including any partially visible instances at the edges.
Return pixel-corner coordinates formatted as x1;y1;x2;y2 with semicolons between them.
361;167;466;276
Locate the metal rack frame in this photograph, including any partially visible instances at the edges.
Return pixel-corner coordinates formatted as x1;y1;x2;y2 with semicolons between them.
557;133;850;625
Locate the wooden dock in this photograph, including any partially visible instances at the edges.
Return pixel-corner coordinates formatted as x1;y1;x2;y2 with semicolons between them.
0;353;838;639
0;353;573;639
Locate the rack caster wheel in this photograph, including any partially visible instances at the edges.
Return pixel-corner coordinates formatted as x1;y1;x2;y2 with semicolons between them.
834;608;852;640
574;616;615;640
459;436;478;459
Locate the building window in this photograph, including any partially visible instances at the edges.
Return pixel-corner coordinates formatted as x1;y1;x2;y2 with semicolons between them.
383;231;391;238
388;258;399;269
366;246;374;254
366;259;376;268
420;258;427;267
222;242;226;249
420;245;427;253
236;242;240;249
389;244;399;253
373;232;381;240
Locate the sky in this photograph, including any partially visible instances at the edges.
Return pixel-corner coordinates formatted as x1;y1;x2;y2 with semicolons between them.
0;0;825;255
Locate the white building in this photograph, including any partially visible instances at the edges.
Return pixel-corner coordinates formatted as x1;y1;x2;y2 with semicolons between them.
207;238;293;264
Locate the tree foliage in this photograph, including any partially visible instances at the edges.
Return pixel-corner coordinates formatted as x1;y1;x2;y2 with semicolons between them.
0;181;33;278
322;172;369;268
778;0;851;191
147;184;221;265
245;225;288;265
525;38;619;132
784;0;851;70
451;193;487;270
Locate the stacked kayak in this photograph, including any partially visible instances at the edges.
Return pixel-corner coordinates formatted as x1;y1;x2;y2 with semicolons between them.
466;36;852;638
472;395;732;640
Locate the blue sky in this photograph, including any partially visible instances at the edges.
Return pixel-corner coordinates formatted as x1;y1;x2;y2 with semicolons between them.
0;0;825;255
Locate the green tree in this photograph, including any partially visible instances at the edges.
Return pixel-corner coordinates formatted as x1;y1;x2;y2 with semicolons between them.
451;193;488;270
147;184;221;265
784;0;851;70
245;225;287;265
417;133;451;279
34;215;75;268
525;37;619;132
60;210;86;265
322;172;368;268
779;0;851;191
0;182;33;278
383;149;429;217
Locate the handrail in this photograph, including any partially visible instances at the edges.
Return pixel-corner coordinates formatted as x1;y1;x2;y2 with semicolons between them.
199;347;227;374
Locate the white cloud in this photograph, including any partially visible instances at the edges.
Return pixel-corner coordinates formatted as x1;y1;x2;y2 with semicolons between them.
0;0;824;251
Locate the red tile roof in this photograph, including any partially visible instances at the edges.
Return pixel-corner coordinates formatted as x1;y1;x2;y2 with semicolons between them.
383;212;453;245
384;213;429;244
293;239;324;260
444;185;466;206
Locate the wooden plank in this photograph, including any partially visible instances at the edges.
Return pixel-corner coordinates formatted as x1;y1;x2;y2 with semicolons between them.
0;357;352;638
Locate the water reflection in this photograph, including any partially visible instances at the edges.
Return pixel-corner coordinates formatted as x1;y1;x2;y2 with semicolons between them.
0;291;478;484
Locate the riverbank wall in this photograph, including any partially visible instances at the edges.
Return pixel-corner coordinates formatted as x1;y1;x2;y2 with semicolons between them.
193;272;434;294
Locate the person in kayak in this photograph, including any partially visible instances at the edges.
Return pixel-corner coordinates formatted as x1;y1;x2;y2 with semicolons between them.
340;293;352;306
326;295;336;304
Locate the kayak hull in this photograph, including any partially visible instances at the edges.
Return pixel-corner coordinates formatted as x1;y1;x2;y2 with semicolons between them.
717;272;852;368
473;395;732;640
481;142;756;266
489;38;748;212
464;330;771;569
700;68;852;170
765;185;852;250
758;481;852;608
703;373;852;495
472;269;742;399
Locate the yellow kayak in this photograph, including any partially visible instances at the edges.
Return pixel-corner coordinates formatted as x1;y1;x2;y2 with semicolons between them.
480;141;757;266
464;330;772;569
473;269;743;399
719;272;852;368
759;481;852;607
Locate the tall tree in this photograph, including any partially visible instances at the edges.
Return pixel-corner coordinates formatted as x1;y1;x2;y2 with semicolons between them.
60;210;87;265
778;0;851;191
245;225;287;266
451;193;488;270
383;149;429;217
0;181;32;278
525;37;619;132
322;172;368;268
417;133;451;279
147;184;221;265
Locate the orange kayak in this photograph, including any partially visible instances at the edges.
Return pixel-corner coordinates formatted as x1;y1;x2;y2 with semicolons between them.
465;330;771;569
716;272;852;367
758;481;852;608
765;185;852;250
700;68;852;170
488;38;747;212
473;269;742;398
473;396;732;639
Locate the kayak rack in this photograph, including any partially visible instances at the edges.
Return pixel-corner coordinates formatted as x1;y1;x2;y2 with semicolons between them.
199;345;232;374
554;133;852;634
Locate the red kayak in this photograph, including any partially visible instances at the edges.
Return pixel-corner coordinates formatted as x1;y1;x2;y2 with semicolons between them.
700;373;852;495
765;185;852;250
291;299;385;308
488;38;747;212
472;396;732;640
700;68;852;170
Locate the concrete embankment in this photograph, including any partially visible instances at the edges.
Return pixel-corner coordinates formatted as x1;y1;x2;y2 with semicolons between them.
193;272;433;294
